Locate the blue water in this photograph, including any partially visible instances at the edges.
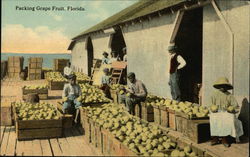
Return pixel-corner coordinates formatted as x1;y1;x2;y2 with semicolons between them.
1;53;71;69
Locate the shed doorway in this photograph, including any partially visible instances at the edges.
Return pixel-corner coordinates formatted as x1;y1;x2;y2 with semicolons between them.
110;27;126;60
86;37;94;76
174;7;203;103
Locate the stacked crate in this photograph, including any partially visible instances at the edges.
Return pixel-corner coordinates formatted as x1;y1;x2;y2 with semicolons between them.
28;57;43;80
53;59;70;73
7;56;24;78
1;60;8;79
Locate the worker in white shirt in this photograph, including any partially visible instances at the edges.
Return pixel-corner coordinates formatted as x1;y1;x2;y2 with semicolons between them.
63;62;73;79
109;51;118;64
62;74;82;114
168;44;186;101
122;47;127;62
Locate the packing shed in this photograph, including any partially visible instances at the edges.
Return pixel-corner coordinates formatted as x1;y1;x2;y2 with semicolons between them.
68;0;249;135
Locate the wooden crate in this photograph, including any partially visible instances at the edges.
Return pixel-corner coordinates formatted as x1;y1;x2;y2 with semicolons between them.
153;105;161;125
95;123;103;152
13;108;63;140
1;60;8;79
77;80;89;84
56;102;73;128
53;59;69;73
48;81;67;90
8;72;20;79
0;102;13;126
135;103;141;118
185;119;211;144
102;128;112;156
22;87;48;100
83;117;91;143
175;114;183;133
29;63;42;69
168;109;176;130
29;57;43;63
23;93;48;100
28;73;42;80
120;143;139;156
8;56;24;68
8;67;21;73
109;135;122;156
160;106;169;128
141;103;154;122
89;119;96;146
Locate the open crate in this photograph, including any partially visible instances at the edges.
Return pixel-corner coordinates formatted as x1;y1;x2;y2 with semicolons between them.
13;105;63;140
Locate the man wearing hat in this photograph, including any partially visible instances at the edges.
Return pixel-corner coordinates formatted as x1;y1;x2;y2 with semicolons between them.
119;72;147;115
62;74;82;114
100;68;112;99
209;77;243;147
168;44;186;101
102;51;110;64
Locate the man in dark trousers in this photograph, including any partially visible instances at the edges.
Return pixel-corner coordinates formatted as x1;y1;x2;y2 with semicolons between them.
168;44;186;101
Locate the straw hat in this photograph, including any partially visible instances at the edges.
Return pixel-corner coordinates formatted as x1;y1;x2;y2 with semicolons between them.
213;77;233;90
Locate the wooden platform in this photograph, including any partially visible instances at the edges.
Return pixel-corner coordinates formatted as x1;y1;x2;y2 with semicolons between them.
1;79;249;157
0;126;102;156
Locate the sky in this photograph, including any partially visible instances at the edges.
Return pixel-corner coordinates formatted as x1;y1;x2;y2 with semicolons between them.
1;0;138;54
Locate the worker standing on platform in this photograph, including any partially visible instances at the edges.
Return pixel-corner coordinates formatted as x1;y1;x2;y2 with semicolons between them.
102;51;110;64
63;62;73;79
168;44;186;101
110;51;118;64
119;72;147;115
209;77;243;147
62;74;82;114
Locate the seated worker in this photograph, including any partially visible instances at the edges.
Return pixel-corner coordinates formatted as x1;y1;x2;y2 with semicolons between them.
100;68;112;99
119;72;147;115
63;62;73;79
102;51;110;64
209;77;243;147
62;74;82;114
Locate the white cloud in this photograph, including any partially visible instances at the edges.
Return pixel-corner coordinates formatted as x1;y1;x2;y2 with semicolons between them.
49;12;62;21
2;24;71;53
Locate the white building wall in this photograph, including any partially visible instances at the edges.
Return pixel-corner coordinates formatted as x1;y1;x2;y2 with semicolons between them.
91;33;112;59
203;0;249;135
71;38;88;74
122;13;177;98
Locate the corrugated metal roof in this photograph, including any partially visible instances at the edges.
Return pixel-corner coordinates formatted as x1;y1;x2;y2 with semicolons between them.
73;0;186;39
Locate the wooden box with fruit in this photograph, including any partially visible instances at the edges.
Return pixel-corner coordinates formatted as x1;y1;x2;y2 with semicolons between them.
84;103;205;157
13;102;63;140
22;85;49;100
45;71;67;90
78;83;112;106
74;72;91;84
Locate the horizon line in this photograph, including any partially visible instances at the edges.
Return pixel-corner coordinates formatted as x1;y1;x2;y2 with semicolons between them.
1;52;71;54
